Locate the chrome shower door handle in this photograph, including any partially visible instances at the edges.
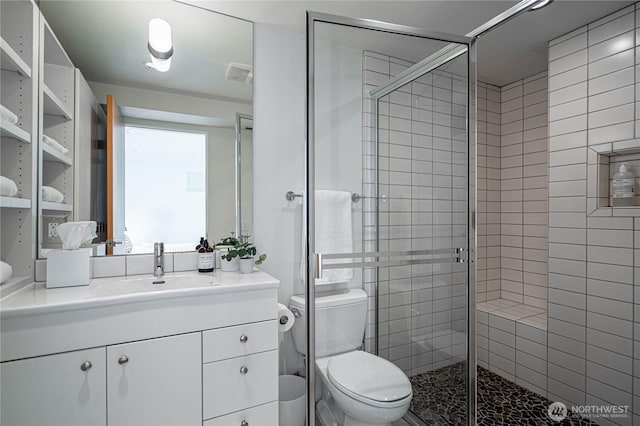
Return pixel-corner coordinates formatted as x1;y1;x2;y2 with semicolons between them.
314;253;323;280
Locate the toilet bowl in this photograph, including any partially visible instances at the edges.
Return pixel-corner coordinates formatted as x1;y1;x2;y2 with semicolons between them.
289;289;413;426
316;351;412;426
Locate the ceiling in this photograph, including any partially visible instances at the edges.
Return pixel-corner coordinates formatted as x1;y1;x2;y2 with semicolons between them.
39;1;253;104
38;0;634;125
187;0;632;87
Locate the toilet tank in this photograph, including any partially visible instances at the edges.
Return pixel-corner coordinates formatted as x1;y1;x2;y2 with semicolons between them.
289;289;367;358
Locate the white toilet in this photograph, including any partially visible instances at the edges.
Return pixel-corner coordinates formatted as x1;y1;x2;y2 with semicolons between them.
290;289;412;426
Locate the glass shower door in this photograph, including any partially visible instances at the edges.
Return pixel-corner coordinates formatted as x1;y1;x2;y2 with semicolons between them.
373;54;472;426
306;12;476;426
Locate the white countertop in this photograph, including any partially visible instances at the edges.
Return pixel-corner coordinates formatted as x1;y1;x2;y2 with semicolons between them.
0;269;279;319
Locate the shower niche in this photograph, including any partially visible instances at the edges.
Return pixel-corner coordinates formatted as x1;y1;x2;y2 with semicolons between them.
589;141;640;212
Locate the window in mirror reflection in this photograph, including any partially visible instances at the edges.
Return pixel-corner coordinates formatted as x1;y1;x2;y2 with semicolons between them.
124;126;206;253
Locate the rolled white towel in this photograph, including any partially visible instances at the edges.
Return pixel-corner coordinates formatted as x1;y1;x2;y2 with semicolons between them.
0;261;12;284
0;104;18;124
0;176;18;197
43;134;69;155
42;186;64;203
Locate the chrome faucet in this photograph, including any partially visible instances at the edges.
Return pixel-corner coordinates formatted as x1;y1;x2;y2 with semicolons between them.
154;242;164;280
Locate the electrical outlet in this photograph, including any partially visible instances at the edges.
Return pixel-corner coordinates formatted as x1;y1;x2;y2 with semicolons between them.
48;222;59;238
43;215;67;246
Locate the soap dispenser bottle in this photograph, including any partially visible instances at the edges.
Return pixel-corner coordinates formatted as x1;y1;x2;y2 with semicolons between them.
197;238;214;273
612;163;635;207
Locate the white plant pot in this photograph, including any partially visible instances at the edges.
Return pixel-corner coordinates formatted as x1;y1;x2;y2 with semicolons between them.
220;256;239;272
216;246;235;270
239;257;254;274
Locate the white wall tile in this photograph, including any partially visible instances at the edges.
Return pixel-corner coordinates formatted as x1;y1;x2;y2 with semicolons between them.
92;256;126;278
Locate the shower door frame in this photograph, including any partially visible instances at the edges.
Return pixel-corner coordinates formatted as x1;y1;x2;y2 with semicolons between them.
306;11;477;426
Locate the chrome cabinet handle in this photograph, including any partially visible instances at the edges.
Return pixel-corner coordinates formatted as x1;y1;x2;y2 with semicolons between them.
241;421;248;426
239;335;248;343
80;361;92;371
239;366;248;375
118;355;129;365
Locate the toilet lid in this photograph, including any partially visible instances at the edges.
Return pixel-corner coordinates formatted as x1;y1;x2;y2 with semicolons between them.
327;351;412;405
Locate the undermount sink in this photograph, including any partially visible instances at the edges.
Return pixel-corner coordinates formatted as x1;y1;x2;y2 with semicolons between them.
92;273;217;296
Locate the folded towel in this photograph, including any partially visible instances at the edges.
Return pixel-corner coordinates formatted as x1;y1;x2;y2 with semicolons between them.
0;104;18;124
300;190;354;285
42;186;64;203
43;134;69;155
0;176;18;197
0;261;12;284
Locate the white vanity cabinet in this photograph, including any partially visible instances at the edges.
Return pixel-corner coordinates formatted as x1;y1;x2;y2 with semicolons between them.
0;272;281;426
0;333;202;426
202;321;279;422
107;332;202;426
0;347;107;426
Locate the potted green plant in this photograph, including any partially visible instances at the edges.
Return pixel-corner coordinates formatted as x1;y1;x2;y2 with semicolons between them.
222;242;267;274
215;234;241;272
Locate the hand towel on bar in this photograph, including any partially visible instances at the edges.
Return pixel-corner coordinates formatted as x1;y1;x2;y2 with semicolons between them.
43;134;69;155
313;190;353;285
0;176;18;197
0;104;18;124
42;186;64;203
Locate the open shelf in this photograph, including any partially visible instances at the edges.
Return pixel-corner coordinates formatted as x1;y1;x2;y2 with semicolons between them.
42;143;72;166
0;118;30;143
0;197;31;209
41;201;72;212
42;84;72;120
0;36;31;78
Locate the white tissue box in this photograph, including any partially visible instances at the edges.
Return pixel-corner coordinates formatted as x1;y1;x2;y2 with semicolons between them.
46;249;90;288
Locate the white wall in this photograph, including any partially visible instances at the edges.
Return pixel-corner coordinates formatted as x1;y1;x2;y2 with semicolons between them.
252;23;306;373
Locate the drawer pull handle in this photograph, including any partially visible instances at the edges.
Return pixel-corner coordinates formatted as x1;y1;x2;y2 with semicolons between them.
118;356;129;365
239;366;248;375
240;335;248;343
80;361;92;371
241;421;249;426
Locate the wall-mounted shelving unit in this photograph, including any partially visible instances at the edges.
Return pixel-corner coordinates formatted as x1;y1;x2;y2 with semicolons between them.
0;0;38;283
38;15;75;254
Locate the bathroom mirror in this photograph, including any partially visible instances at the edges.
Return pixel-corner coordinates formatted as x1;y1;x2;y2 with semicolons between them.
37;0;253;256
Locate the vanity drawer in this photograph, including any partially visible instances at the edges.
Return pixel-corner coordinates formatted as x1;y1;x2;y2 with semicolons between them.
203;350;278;420
202;320;277;363
203;402;277;426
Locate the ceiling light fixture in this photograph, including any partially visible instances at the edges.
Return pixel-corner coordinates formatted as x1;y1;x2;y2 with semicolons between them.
147;18;173;72
529;0;553;11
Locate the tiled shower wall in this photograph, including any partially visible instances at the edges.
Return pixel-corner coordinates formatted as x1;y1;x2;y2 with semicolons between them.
547;4;640;425
477;82;501;303
362;51;467;376
500;73;549;308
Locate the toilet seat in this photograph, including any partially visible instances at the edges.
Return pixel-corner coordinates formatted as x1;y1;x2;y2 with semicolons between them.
326;351;412;409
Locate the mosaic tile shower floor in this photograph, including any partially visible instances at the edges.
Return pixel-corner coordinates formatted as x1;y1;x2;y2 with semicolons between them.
408;363;598;425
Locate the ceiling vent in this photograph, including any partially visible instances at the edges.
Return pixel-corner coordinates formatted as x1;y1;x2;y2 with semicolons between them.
225;62;253;85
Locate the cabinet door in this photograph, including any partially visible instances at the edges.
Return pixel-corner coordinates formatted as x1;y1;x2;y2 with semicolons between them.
106;332;201;426
1;347;106;426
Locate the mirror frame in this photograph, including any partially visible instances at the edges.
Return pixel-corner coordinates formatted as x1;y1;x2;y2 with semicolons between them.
235;112;253;239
